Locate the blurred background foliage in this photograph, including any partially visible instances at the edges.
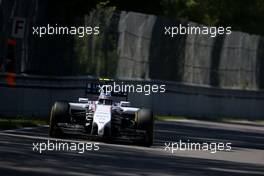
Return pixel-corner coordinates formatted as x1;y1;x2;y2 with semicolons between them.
160;0;264;35
48;0;264;36
73;2;118;77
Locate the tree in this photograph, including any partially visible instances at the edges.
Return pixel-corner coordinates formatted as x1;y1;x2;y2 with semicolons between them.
160;0;264;35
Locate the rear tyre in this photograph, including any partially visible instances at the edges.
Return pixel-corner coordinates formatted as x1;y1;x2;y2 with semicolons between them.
136;109;154;146
49;101;70;137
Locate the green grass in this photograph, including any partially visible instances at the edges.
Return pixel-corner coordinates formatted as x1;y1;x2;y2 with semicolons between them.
221;118;264;124
0;117;48;130
155;115;264;125
154;115;187;121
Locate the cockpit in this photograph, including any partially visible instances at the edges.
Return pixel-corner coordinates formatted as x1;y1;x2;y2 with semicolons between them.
98;99;113;105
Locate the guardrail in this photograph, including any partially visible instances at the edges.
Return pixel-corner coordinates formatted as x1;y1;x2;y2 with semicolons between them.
0;73;264;119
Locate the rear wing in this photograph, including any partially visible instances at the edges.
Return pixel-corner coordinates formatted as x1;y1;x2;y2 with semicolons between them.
86;79;128;98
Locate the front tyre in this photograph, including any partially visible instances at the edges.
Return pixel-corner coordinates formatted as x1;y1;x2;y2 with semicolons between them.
136;109;154;146
49;102;70;137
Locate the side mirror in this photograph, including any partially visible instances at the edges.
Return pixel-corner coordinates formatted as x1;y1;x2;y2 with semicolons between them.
78;98;89;103
120;101;131;107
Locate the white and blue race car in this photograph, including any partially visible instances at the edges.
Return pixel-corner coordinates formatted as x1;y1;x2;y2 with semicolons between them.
49;82;153;146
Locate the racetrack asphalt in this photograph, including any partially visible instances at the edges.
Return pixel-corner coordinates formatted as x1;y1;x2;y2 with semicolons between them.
0;120;263;176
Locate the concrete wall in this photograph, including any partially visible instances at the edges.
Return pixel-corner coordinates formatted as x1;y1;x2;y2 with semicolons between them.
117;12;264;90
1;74;263;119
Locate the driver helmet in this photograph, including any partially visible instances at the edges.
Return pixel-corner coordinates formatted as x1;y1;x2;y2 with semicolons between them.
98;92;112;105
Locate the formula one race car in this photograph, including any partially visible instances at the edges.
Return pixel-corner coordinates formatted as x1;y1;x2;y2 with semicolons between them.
49;82;153;146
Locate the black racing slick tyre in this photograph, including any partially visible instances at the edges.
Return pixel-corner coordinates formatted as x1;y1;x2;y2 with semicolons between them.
136;109;154;147
49;102;70;137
